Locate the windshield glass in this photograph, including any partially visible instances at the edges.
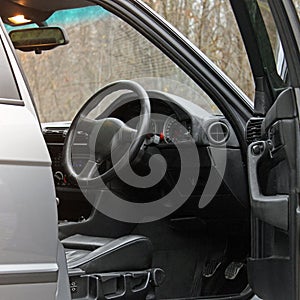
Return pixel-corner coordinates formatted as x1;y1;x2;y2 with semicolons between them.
6;5;221;122
143;0;255;100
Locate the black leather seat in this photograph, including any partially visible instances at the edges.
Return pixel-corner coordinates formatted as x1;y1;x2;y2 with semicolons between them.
62;234;113;251
61;233;167;300
62;234;153;274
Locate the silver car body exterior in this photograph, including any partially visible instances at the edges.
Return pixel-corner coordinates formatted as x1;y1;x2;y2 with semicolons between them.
0;19;69;299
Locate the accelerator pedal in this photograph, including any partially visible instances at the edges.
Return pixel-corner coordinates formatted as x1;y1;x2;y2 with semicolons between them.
224;262;244;280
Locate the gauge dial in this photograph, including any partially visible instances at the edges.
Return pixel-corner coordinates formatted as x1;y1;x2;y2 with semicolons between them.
163;115;191;143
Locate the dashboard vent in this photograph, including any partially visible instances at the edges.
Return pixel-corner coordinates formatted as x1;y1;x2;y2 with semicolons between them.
43;127;69;143
43;127;68;135
246;118;263;144
207;122;229;144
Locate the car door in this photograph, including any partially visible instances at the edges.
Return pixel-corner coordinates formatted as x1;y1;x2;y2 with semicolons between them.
0;19;71;300
231;0;300;299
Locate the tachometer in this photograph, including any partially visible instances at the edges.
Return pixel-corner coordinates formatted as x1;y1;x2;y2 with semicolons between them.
163;114;192;143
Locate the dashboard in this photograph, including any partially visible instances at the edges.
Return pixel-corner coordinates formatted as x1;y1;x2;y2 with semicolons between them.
43;90;249;221
43;91;236;185
108;96;194;145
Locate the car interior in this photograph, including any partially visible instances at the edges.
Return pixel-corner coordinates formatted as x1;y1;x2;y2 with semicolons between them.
1;0;256;299
51;84;250;300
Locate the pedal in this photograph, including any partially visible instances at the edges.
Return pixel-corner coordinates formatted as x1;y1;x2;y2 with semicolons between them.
203;259;222;278
224;262;244;280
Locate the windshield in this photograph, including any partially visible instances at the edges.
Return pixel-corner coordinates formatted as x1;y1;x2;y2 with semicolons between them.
6;5;221;122
143;0;255;100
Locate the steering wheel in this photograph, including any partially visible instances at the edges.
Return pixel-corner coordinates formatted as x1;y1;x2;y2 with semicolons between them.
63;80;151;186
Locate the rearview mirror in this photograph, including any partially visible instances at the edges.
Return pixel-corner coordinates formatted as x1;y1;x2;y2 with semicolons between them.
9;27;68;53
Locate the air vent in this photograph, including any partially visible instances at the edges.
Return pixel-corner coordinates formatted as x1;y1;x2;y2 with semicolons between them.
43;127;69;143
207;122;229;144
43;127;68;135
246;118;263;144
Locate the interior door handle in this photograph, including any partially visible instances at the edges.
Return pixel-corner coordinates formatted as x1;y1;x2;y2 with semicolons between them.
248;141;288;230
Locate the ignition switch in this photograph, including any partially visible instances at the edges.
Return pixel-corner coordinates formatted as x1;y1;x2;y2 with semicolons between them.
54;171;65;185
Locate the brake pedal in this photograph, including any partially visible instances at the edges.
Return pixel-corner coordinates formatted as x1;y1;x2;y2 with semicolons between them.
203;260;222;278
224;262;244;280
203;237;227;278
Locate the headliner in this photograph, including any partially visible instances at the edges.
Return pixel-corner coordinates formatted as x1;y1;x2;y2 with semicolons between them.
2;0;92;12
0;0;95;25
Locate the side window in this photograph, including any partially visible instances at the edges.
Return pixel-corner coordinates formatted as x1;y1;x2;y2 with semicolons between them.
293;0;300;17
258;1;289;83
257;0;300;83
0;38;20;100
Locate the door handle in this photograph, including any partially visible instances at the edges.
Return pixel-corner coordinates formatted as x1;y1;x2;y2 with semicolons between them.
248;141;288;230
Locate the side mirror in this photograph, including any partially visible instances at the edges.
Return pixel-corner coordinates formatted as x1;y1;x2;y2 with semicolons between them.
9;27;68;53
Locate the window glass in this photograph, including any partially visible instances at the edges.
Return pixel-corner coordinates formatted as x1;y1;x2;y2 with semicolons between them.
258;1;287;81
6;6;221;123
0;38;20;100
293;0;300;18
143;0;255;100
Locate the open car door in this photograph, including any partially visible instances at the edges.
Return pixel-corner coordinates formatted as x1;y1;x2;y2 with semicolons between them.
231;0;300;299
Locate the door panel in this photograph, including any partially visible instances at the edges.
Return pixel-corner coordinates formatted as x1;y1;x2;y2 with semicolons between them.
247;87;300;299
231;0;300;298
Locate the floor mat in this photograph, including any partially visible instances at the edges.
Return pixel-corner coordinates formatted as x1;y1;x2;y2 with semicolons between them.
133;220;208;299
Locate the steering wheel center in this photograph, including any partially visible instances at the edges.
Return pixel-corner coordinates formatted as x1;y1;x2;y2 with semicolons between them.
89;118;125;160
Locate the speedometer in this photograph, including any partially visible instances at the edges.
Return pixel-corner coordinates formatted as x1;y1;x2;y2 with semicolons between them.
163;114;192;143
